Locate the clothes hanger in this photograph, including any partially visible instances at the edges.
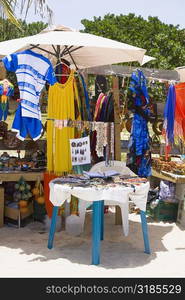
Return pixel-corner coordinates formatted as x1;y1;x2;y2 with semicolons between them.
54;60;71;69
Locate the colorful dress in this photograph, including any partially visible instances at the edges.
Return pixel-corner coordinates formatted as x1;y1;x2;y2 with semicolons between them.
126;69;151;177
2;49;56;140
163;82;185;157
0;80;14;121
47;70;81;174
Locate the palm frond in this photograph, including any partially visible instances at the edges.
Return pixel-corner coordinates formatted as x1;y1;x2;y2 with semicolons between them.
0;0;53;29
0;0;22;28
20;0;53;22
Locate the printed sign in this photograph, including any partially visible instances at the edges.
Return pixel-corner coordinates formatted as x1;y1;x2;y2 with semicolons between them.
70;136;91;166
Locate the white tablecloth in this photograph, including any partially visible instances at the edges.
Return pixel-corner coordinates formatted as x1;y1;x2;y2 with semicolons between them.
49;179;149;211
49;179;149;236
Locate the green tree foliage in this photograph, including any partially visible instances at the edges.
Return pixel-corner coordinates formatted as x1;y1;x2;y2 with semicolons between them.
0;0;52;28
0;17;47;41
81;13;185;69
0;18;47;87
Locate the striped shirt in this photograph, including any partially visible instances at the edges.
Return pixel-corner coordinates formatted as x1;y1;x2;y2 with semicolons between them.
2;49;56;120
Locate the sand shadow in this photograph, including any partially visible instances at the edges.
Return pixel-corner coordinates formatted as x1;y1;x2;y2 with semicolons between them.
0;211;176;269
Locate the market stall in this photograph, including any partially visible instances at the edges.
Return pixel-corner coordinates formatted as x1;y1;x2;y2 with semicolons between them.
149;66;185;227
0;24;154;229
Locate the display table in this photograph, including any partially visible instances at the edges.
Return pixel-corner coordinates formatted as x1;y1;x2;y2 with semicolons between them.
152;169;185;184
0;171;44;182
48;177;150;265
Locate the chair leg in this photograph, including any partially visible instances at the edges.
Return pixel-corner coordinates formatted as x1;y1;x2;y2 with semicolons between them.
140;210;151;254
48;206;59;249
92;201;102;265
119;202;129;236
78;199;89;234
100;200;104;240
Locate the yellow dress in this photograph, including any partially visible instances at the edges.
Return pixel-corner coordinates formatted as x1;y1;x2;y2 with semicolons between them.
47;70;81;174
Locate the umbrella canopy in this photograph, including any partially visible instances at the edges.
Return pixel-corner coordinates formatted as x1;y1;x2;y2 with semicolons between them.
175;66;185;82
140;54;155;66
0;25;154;69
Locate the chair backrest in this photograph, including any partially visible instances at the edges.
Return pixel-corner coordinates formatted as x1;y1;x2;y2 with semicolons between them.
90;160;137;176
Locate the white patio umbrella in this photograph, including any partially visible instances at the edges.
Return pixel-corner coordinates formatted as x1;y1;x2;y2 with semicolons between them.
0;25;154;69
175;66;185;82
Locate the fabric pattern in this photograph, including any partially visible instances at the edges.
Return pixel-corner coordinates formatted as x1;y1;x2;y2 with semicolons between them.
174;82;185;143
126;69;151;177
163;82;185;157
2;49;56;140
47;70;81;174
162;84;176;157
0;80;14;121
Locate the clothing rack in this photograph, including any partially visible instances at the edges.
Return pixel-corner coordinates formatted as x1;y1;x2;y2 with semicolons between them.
46;118;119;126
55;73;79;77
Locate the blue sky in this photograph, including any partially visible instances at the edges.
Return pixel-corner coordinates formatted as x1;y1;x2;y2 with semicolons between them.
23;0;185;30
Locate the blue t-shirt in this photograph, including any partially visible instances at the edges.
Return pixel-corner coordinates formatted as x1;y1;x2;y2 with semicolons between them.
2;49;56;120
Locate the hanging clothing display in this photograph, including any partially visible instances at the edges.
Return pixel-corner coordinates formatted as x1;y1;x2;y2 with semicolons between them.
95;75;108;98
55;59;71;84
0;79;14;121
74;74;91;121
163;82;185;157
126;69;151;177
162;84;176;157
2;49;56;140
91;92;114;163
174;82;185;142
47;69;81;174
79;74;91;121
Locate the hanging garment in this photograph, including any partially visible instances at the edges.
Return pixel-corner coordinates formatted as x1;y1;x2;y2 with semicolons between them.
163;82;185;157
162;84;176;157
0;79;14;121
91;92;114;162
174;82;185;143
2;49;56;140
103;93;114;122
74;74;91;121
47;70;81;174
126;70;151;178
79;74;91;121
93;92;105;121
54;61;71;84
95;75;107;98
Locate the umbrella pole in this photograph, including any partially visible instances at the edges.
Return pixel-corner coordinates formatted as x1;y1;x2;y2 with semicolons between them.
65;46;79;71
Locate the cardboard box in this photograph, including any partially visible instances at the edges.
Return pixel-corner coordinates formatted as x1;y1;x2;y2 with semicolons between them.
0;187;4;227
4;202;33;221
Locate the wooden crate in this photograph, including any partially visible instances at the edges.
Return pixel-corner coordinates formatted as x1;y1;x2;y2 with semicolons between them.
4;202;33;221
0;187;4;227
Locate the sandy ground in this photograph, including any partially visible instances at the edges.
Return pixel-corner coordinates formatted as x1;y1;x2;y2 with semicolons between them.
0;211;185;278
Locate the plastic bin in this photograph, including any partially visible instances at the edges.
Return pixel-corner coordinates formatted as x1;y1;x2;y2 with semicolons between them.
147;200;178;222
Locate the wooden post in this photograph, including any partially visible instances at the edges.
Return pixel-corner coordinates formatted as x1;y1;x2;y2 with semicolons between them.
0;187;4;228
112;76;122;225
112;76;121;161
